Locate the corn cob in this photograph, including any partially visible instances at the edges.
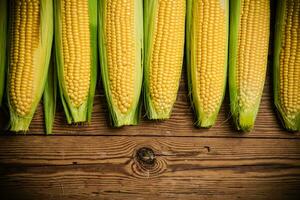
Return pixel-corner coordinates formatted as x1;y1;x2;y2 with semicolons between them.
274;0;300;131
0;0;7;106
144;0;186;120
43;52;57;134
7;0;53;132
229;0;270;131
186;0;229;128
54;0;97;124
99;0;143;127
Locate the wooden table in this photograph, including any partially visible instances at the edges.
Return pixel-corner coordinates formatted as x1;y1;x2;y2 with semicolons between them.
0;67;300;199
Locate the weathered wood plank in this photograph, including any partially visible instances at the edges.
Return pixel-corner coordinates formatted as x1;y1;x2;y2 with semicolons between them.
0;136;299;199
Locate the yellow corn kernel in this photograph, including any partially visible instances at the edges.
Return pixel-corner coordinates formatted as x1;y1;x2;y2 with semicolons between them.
186;0;228;127
61;0;91;107
99;0;143;126
194;0;227;117
236;0;270;110
146;0;186;118
7;0;53;132
9;0;40;116
105;0;136;114
278;0;300;122
229;0;270;131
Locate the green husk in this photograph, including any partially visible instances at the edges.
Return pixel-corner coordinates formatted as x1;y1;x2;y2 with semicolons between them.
7;0;53;132
54;0;97;124
273;0;300;132
144;0;185;120
43;51;57;135
186;0;229;128
0;0;7;107
229;0;270;132
98;0;143;127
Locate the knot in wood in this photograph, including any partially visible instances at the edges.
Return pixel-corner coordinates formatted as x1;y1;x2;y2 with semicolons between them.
136;147;155;166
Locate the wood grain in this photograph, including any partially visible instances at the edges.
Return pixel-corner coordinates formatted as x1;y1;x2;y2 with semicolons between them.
0;136;300;199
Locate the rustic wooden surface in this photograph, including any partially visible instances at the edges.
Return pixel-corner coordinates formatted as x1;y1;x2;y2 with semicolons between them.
0;136;300;200
0;67;300;199
1;1;300;198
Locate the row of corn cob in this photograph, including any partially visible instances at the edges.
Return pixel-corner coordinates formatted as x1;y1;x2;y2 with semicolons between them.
2;0;95;133
0;0;298;133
